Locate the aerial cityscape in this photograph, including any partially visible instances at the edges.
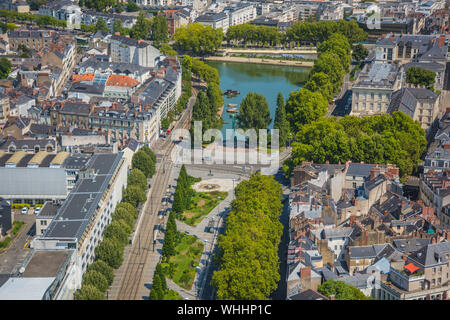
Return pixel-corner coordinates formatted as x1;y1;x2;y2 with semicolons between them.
0;0;448;305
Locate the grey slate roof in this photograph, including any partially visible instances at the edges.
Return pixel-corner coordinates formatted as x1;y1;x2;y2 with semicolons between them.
288;289;328;300
42;153;123;240
408;241;450;267
392;238;432;253
196;12;228;22
346;163;377;177
388;88;439;118
0;168;67;198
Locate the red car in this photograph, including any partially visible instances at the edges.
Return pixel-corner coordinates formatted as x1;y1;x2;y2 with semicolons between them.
166;130;171;135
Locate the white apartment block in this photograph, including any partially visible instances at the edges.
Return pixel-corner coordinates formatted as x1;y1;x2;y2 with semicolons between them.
110;35;161;68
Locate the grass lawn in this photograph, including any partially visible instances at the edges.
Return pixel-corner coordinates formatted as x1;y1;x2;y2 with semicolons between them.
163;289;183;300
161;232;204;290
181;191;228;226
11;221;24;236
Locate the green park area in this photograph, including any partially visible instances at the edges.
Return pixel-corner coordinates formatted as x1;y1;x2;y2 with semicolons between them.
161;232;204;290
182;190;228;226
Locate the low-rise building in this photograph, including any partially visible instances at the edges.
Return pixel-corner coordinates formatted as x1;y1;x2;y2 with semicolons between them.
195;12;229;32
388;87;441;133
351;62;403;116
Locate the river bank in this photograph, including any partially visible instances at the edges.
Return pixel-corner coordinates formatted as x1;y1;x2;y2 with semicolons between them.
204;56;314;67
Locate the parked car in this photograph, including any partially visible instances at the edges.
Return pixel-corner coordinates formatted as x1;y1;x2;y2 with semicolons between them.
34;207;41;214
21;207;28;214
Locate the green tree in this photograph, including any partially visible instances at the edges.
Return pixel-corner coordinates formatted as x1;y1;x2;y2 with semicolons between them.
173;23;223;55
74;284;105;300
132;149;154;178
212;173;283;300
318;280;371;300
285;88;328;131
95;237;124;269
130;11;150;40
140;145;156;164
237;92;271;132
352;44;369;62
126;1;139;12
82;270;109;293
112;207;135;228
406;67;436;90
273;92;290;147
317;33;351;71
95;17;109;32
104;219;131;246
310;51;345;93
113;18;123;33
151;14;169;46
304;72;334;102
116;202;138;219
123;185;146;208
0;57;11;79
149;263;168;300
128;168;147;191
159;43;178;57
161;212;177;259
87;260;114;286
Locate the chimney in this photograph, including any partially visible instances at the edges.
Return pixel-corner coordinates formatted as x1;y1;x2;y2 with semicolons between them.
300;267;311;279
432;237;436;244
350;215;356;227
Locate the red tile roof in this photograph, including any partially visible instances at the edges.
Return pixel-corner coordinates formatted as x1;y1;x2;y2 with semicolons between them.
106;74;139;88
72;73;95;83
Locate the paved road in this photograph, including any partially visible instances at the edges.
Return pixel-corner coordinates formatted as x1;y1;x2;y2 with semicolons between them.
0;214;35;276
111;89;196;300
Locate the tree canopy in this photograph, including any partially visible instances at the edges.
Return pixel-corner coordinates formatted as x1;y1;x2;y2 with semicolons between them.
0;57;11;79
318;280;371;300
236;92;271;132
82;270;109;293
132;148;155;178
151;14;169;46
123;184;146;208
212;173;283;300
406;67;436;91
95;237;124;269
128;168;148;191
74;284;105;300
87;260;114;286
273;92;290;147
285;88;329;131
284;112;427;180
174;23;223;55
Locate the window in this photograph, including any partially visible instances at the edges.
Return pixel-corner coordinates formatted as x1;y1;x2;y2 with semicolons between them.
40;220;47;226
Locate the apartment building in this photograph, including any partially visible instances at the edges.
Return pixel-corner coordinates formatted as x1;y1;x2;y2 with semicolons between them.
0;94;10;125
419;170;450;214
7;30;54;51
81;10;137;32
351;62;403;116
388;88;441;133
39;0;81;29
195;12;229;32
375;33;448;65
110;35;161;68
223;2;257;27
379;241;450;300
31;153;128;299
